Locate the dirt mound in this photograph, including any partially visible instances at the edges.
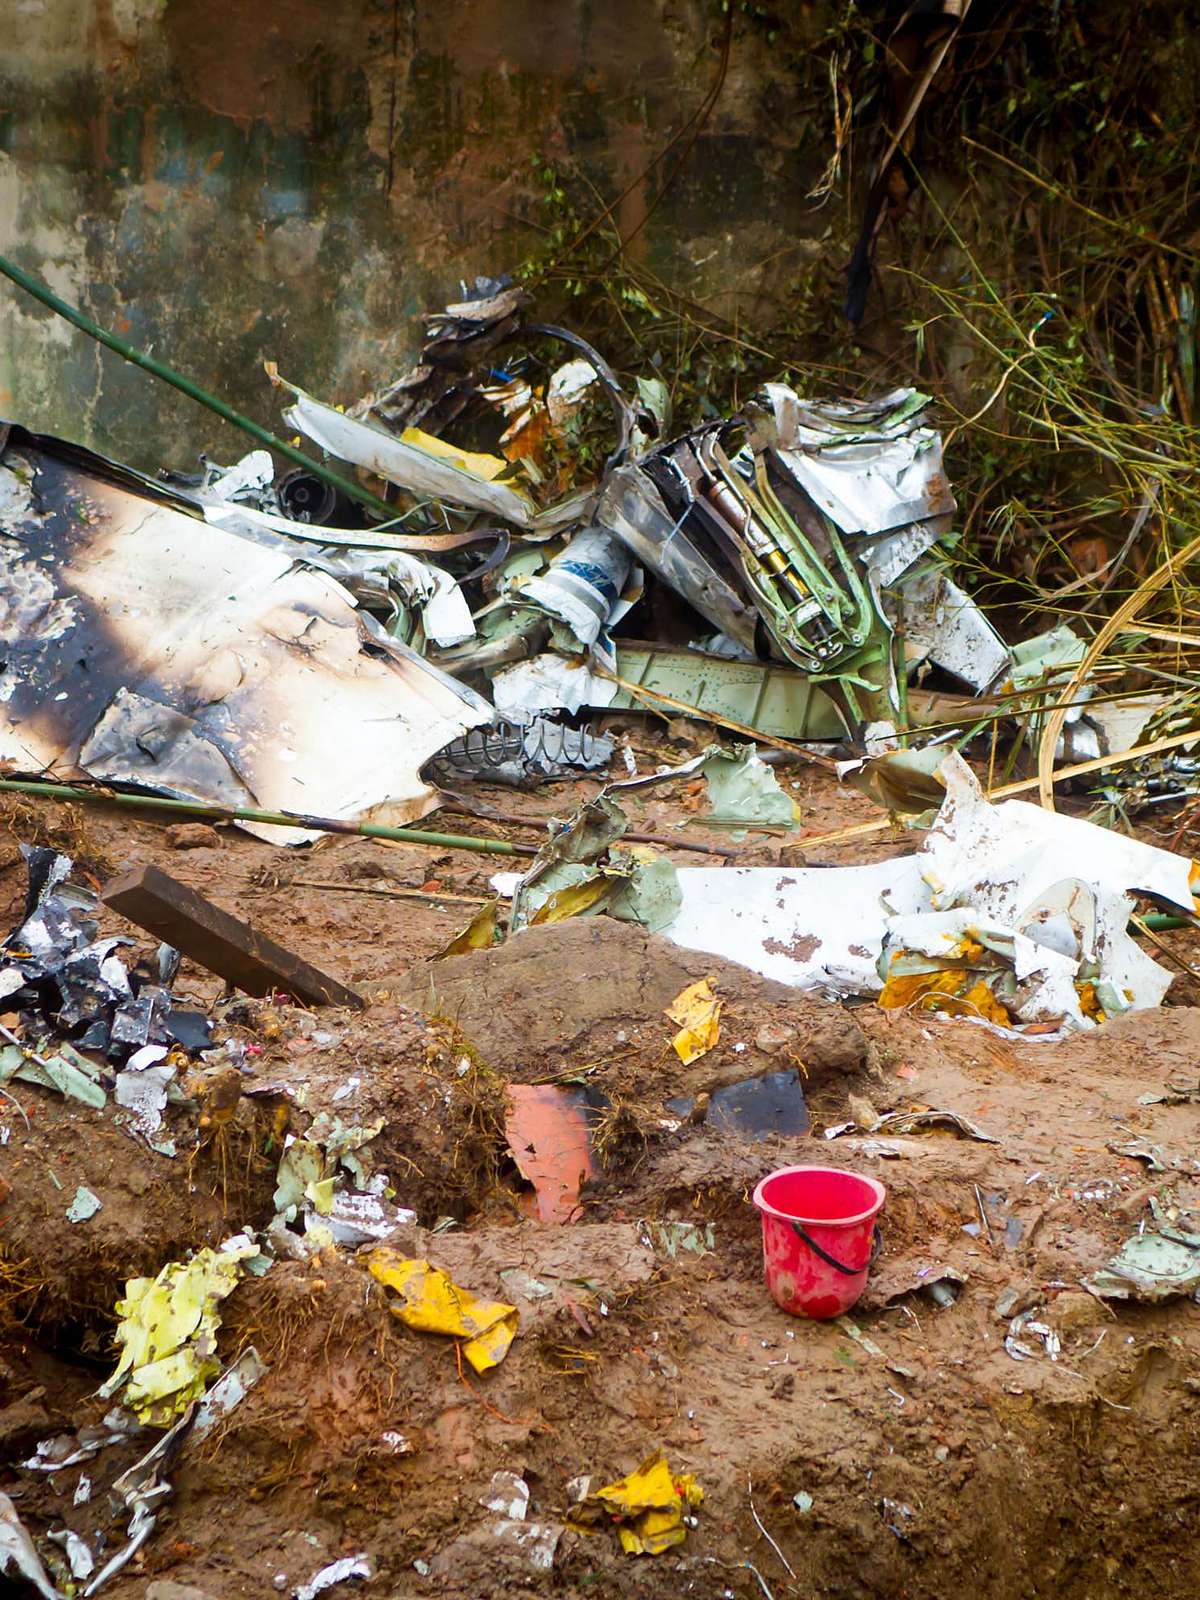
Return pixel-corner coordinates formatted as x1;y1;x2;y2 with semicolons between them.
0;1089;276;1334
386;917;869;1104
6;794;1200;1598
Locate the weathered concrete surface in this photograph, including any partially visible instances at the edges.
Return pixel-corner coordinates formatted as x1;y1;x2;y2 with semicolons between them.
0;0;829;469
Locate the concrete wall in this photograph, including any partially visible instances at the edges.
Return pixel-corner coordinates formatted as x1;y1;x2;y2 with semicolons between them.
0;0;828;471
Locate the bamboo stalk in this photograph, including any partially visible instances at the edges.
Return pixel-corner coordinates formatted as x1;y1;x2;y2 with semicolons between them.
1036;534;1200;810
0;252;397;520
0;777;537;857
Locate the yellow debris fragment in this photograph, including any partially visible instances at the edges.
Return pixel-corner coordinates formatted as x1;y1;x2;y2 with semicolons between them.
398;426;510;483
436;899;501;958
529;875;614;925
569;1450;703;1555
878;964;1013;1026
666;977;722;1064
100;1237;259;1426
305;1176;336;1214
1076;980;1105;1020
367;1250;518;1373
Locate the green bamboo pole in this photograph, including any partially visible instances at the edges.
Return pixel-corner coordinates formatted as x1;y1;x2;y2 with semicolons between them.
0;252;397;521
0;777;536;858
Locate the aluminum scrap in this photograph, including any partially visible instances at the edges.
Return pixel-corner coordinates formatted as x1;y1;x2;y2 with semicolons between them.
0;426;490;843
655;750;1200;1030
0;1491;61;1600
81;1426;182;1596
294;1553;374;1600
300;279;1009;753
1005;1310;1060;1362
80;1351;266;1596
21;1409;143;1473
47;1528;94;1581
0;846;206;1067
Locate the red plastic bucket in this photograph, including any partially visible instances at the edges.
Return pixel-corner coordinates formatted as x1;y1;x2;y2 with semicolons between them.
752;1165;885;1320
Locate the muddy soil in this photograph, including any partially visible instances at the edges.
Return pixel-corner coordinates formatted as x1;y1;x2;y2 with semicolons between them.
3;767;1200;1599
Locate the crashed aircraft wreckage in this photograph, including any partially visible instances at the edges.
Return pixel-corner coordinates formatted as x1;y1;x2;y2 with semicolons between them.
0;271;1180;857
0;277;1030;831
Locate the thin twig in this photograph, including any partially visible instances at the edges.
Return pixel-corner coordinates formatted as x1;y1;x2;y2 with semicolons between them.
963;137;1196;263
1037;534;1200;810
282;880;490;907
452;1340;542;1430
0;1084;30;1130
802;729;1200;851
748;1477;796;1579
596;668;840;769
973;1184;995;1248
0;1022;56;1072
442;805;744;859
701;1557;776;1600
1131;915;1200;987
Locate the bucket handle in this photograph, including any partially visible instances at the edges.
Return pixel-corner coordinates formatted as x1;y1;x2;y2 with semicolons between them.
790;1220;882;1277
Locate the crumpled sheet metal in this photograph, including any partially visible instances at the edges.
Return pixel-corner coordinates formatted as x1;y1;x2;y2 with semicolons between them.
659;752;1197;1030
294;1553;374;1600
80;1350;264;1598
0;430;490;843
922;755;1196;922
367;1250;519;1372
21;1408;143;1475
98;1235;262;1425
506;791;681;935
0;846;203;1071
280;376;537;525
492;653;618;721
310;544;477;649
491;638;841;771
756;384;955;536
868;1107;998;1142
0;1491;61;1600
568;1451;703;1556
597;461;760;654
48;1526;94;1581
666;977;722;1064
597;383;1001;726
1083;1232;1200;1302
891;568;1009;694
354;278;530;440
701;744;800;828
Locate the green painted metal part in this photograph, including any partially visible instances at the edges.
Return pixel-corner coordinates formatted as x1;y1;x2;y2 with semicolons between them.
610;642;845;741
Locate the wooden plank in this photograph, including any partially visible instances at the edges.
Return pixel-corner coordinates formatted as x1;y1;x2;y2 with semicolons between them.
102;863;364;1009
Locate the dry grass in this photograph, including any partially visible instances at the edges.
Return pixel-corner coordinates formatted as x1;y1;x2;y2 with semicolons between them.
422;1017;511;1214
0;1247;43;1331
0;795;120;883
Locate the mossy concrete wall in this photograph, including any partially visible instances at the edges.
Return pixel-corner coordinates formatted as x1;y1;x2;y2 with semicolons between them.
0;0;828;470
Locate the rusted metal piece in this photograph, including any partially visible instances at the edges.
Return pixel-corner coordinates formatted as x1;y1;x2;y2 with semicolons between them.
102;864;364;1009
504;1082;599;1223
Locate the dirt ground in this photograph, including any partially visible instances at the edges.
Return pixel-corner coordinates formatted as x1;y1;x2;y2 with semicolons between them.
3;750;1200;1600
